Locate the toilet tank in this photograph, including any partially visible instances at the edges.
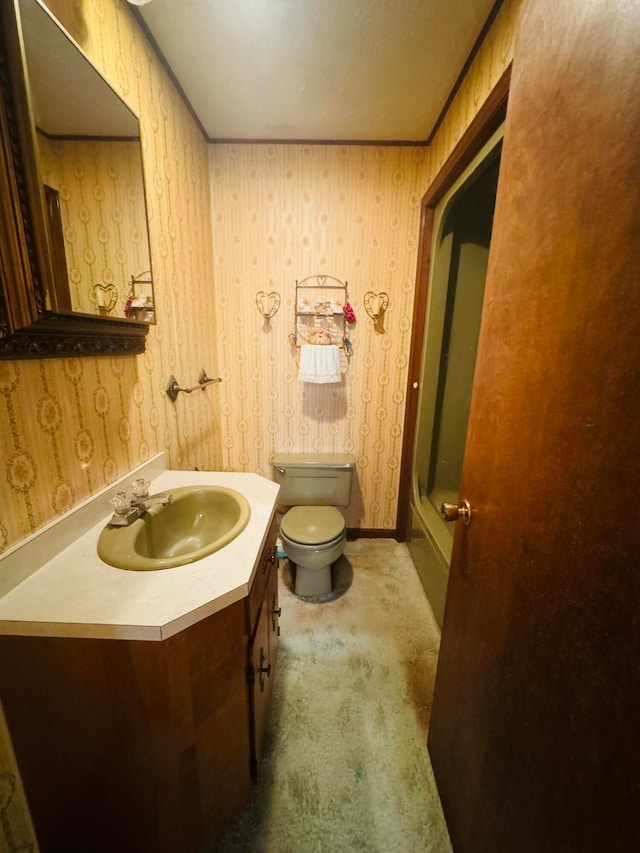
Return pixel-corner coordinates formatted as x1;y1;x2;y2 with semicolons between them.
272;453;355;507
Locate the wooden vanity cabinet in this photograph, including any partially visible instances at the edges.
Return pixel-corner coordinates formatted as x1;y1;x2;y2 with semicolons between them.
246;516;280;777
0;518;280;853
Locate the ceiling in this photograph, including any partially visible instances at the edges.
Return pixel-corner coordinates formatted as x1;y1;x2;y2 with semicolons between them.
135;0;498;143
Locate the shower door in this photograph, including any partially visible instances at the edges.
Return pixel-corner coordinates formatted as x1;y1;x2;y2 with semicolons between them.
420;150;501;518
406;131;502;624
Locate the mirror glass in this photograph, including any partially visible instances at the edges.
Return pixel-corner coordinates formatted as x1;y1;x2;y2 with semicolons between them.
18;0;155;323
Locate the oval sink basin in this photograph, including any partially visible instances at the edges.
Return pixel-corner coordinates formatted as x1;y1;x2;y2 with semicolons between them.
98;486;251;570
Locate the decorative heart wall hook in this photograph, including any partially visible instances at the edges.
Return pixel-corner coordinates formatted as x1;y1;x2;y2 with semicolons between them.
364;290;389;320
256;290;281;320
94;283;118;314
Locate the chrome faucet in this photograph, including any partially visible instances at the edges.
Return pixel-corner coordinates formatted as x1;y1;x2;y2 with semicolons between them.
108;479;173;526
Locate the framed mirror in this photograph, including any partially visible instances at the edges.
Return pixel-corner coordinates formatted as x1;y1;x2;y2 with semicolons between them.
0;0;153;360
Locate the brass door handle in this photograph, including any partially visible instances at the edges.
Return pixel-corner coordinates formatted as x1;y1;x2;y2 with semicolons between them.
440;500;472;526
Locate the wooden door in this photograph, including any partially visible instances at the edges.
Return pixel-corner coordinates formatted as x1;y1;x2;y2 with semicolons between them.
43;184;72;310
427;1;640;851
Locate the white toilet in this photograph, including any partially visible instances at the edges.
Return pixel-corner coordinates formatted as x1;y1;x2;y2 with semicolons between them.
272;453;355;597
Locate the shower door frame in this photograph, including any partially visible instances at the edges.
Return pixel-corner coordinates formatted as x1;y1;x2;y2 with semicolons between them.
397;64;511;542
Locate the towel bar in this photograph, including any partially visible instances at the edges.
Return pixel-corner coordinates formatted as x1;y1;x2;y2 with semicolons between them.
166;369;222;402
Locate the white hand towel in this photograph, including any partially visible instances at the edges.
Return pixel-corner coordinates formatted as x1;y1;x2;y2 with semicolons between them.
298;344;341;383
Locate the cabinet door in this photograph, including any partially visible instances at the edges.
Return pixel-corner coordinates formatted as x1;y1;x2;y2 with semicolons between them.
249;542;280;779
267;552;280;675
249;593;273;775
247;517;279;778
246;516;278;631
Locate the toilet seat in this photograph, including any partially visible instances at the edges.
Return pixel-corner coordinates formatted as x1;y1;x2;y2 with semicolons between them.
280;505;345;545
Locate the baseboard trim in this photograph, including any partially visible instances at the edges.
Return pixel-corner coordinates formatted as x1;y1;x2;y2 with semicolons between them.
347;528;398;540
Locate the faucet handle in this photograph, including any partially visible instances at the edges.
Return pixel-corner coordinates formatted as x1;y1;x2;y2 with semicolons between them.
131;478;150;499
110;491;132;515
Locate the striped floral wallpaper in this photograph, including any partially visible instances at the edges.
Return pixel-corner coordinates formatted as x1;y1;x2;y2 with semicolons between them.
210;142;426;530
425;0;519;183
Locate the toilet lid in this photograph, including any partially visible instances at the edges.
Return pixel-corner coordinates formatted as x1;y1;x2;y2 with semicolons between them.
281;506;345;545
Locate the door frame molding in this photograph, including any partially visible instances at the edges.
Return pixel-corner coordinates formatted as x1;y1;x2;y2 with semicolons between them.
396;63;512;540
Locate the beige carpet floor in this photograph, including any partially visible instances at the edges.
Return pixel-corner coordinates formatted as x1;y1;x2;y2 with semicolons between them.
207;539;452;853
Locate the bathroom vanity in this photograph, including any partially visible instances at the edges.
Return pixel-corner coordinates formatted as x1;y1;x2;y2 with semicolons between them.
0;457;280;852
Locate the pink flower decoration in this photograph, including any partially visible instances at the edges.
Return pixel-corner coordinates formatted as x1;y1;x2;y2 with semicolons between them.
342;302;356;324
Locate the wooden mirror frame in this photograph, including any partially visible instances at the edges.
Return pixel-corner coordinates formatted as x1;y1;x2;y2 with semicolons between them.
0;1;148;360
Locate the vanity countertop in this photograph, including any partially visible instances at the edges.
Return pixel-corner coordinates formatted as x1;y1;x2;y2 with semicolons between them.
0;460;279;641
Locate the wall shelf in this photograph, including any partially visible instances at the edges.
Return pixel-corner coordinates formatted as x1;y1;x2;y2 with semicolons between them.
291;274;349;348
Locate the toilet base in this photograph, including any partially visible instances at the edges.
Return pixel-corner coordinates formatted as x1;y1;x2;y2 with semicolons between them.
294;562;332;597
280;525;345;598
